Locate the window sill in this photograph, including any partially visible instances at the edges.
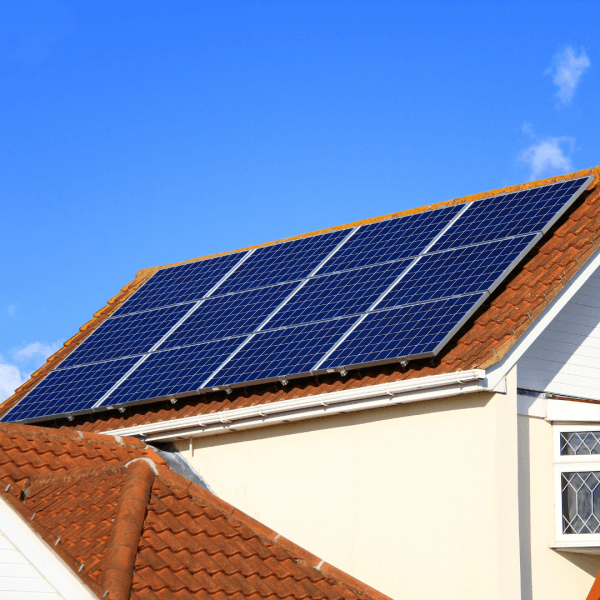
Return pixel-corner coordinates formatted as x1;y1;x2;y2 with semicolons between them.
550;542;600;555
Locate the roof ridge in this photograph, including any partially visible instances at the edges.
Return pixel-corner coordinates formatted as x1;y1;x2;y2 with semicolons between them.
0;421;146;448
101;458;156;600
24;460;131;490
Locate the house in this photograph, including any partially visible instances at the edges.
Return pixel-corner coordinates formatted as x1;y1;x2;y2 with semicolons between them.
4;167;600;599
0;420;388;600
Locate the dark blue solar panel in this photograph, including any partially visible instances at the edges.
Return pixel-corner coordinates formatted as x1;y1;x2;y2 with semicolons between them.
321;294;484;369
320;205;462;274
217;229;348;295
160;283;296;349
107;337;243;405
58;304;192;369
268;260;410;330
430;177;588;252
208;317;357;387
376;235;535;310
1;357;139;422
113;251;245;316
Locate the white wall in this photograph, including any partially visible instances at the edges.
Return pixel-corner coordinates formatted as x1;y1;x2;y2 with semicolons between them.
0;531;63;600
519;271;600;400
176;369;521;600
518;415;600;600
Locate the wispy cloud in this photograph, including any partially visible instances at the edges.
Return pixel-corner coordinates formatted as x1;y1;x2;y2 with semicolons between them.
519;136;574;181
0;359;23;402
546;46;590;104
0;341;63;402
11;341;61;363
6;305;15;317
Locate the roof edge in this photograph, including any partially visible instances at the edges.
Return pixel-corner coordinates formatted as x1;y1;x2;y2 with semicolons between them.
0;486;105;598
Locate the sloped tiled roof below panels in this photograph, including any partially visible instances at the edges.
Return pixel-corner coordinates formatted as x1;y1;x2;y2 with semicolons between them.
0;421;390;600
44;166;600;434
3;167;600;433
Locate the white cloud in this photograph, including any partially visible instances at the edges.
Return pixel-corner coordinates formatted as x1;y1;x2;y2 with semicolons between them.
546;46;590;104
0;341;63;402
519;137;574;181
12;341;61;364
6;305;15;317
0;359;24;402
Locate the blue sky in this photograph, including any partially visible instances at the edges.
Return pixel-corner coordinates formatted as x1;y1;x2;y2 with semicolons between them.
1;1;598;400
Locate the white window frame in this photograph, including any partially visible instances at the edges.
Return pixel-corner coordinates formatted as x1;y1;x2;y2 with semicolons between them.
554;423;600;546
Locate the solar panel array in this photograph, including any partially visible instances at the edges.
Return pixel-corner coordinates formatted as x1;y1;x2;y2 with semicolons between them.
3;175;591;422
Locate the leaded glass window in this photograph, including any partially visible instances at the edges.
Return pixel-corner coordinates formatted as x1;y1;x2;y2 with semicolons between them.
560;431;600;455
561;471;600;534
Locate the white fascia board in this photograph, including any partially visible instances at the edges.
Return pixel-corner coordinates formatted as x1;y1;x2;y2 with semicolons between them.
547;399;600;423
485;242;600;393
105;369;489;442
0;495;98;600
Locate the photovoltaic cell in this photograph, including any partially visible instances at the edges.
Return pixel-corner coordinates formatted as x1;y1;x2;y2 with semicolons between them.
430;177;588;253
113;251;246;316
217;229;348;295
321;294;485;369
58;303;192;369
377;235;536;310
208;317;358;387
320;204;462;274
2;357;140;422
268;260;410;330
160;282;296;349
108;337;243;405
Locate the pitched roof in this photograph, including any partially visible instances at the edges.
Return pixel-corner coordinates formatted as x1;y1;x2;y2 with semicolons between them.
0;421;389;600
3;167;600;433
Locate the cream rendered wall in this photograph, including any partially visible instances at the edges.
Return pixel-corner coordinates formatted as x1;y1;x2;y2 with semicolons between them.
176;368;521;600
518;415;600;600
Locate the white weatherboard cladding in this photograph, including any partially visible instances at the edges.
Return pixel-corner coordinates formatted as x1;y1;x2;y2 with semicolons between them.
0;531;62;599
519;270;600;400
0;496;97;600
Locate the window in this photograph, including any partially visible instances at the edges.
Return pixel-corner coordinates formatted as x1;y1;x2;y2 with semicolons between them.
554;425;600;546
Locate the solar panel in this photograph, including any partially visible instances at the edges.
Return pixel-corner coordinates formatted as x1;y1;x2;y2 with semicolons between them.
319;205;462;274
3;174;592;422
58;303;192;369
160;282;296;349
208;317;358;388
4;357;140;422
217;229;348;295
320;294;485;369
268;260;410;330
113;251;247;316
376;235;536;310
430;177;588;253
107;337;247;406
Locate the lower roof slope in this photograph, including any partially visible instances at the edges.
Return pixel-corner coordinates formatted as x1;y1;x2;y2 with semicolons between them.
35;165;600;434
0;421;389;600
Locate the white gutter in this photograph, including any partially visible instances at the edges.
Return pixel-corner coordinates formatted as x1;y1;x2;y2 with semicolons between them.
105;369;488;442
